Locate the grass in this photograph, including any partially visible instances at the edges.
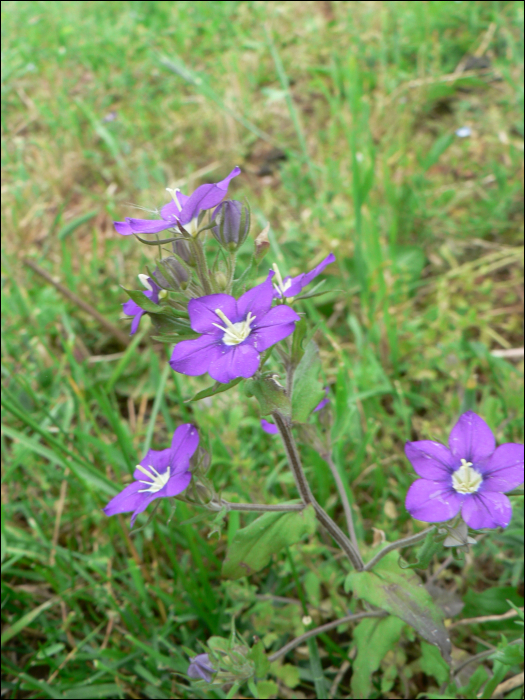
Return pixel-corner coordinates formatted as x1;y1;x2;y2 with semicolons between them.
1;1;524;698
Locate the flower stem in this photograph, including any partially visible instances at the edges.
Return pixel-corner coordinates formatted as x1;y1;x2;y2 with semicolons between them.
322;450;360;556
209;499;305;513
272;411;364;571
268;610;387;662
362;527;436;571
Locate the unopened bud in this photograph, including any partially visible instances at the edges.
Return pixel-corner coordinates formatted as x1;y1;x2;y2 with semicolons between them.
214;271;228;291
211;200;250;251
153;256;190;291
254;224;270;262
172;238;196;266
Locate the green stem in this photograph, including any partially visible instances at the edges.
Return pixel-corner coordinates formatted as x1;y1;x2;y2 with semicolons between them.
362;527;436;571
272;411;364;571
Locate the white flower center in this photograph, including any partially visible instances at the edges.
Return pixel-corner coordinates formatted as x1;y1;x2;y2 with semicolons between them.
136;463;171;493
272;263;293;297
452;458;483;494
213;309;256;346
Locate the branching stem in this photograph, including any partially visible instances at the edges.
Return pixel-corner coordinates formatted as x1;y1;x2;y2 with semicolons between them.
272;411;364;571
209;499;305;513
268;610;387;662
362;527;436;571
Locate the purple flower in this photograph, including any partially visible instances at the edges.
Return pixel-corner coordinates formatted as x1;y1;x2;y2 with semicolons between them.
187;653;215;683
169;271;300;384
122;275;162;335
114;167;240;237
261;387;329;433
103;424;199;526
272;253;336;299
405;411;524;530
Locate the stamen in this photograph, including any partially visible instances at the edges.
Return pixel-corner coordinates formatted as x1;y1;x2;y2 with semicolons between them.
213;309;256;346
136;463;171;493
138;274;153;291
166;188;183;212
452;458;483;494
272;263;292;296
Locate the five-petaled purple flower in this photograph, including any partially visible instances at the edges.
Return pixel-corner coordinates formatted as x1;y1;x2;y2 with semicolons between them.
169;271;300;384
272;253;336;299
114;166;241;237
103;424;199;526
405;411;524;530
261;387;330;434
187;653;215;683
123;275;163;336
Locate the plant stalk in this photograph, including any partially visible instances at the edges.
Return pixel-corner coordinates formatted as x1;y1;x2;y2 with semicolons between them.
272;411;364;571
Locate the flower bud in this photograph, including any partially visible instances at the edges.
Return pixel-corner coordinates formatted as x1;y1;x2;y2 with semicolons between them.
214;271;228;291
211;200;250;251
153;256;190;291
172;238;195;266
254;223;270;263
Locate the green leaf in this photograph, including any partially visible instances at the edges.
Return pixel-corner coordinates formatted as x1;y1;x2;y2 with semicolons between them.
255;680;278;699
345;551;451;662
290;318;308;365
222;506;316;579
489;642;524;666
249;640;270;678
291;340;325;423
245;375;291;417
399;528;441;569
122;288;171;314
457;665;489;698
419;641;450;685
350;616;405;699
188;378;243;403
270;662;300;688
1;598;60;646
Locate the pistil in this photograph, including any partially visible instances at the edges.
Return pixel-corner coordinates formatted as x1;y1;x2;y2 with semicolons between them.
452;458;483;494
213;309;255;346
136;463;171;493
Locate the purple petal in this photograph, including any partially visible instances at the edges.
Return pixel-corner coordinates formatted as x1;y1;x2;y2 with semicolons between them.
281;273;307;298
405;479;462;522
405;441;456;480
122;300;146;335
449;412;496;464
134;447;172;480
114;220;134;236
208;343;260;383
277;253;336;298
480;443;524;492
170;424;200;467
160;191;190;221
236;271;275;320
164;470;192;497
170;336;223;376
261;419;279;435
129;491;161;526
187;294;237;334
301;253;336;287
128;218;175;234
188;653;215;683
104;481;145;517
461;492;512;529
313;388;329;412
250;305;300;352
178;166;241;225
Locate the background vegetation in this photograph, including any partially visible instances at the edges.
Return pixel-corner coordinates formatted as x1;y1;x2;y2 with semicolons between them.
2;1;523;698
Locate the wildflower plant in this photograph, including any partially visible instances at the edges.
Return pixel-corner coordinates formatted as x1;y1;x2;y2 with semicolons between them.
107;168;524;695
